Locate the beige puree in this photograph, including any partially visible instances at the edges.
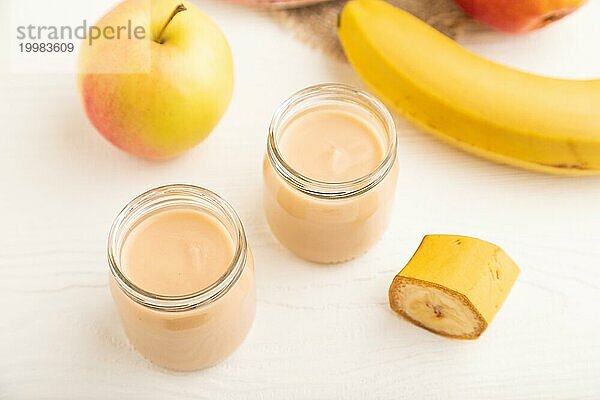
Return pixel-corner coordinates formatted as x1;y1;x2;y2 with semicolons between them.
264;90;398;263
110;206;255;371
122;209;234;296
278;108;385;181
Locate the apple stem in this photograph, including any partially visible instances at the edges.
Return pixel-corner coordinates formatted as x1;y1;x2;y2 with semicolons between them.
155;4;187;44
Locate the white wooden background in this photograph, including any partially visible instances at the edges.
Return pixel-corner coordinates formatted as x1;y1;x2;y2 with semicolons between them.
1;1;600;399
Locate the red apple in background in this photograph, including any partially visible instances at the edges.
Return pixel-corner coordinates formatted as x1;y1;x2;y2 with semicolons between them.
227;0;332;8
453;0;586;33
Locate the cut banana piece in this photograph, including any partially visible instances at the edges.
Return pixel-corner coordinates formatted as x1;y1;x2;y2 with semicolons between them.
389;235;519;339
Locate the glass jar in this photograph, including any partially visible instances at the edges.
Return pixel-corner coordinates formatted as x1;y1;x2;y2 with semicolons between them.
263;83;399;263
108;184;255;371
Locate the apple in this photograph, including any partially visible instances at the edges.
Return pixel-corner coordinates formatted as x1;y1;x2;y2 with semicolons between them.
453;0;586;33
228;0;332;8
78;0;234;159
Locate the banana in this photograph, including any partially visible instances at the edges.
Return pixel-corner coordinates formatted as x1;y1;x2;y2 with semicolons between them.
389;235;520;339
338;0;600;175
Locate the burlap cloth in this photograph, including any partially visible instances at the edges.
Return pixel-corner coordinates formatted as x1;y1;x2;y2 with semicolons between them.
271;0;484;59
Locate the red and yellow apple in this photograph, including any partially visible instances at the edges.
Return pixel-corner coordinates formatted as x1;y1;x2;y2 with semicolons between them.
78;0;234;159
453;0;586;33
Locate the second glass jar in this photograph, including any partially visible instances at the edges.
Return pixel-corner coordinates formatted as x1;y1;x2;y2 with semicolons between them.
263;84;399;263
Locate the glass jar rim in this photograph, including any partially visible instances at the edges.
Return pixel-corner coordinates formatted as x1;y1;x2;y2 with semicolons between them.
267;83;397;199
107;184;248;312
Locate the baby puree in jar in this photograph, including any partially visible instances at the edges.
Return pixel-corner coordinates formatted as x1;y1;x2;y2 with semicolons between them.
263;84;399;263
108;185;255;371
